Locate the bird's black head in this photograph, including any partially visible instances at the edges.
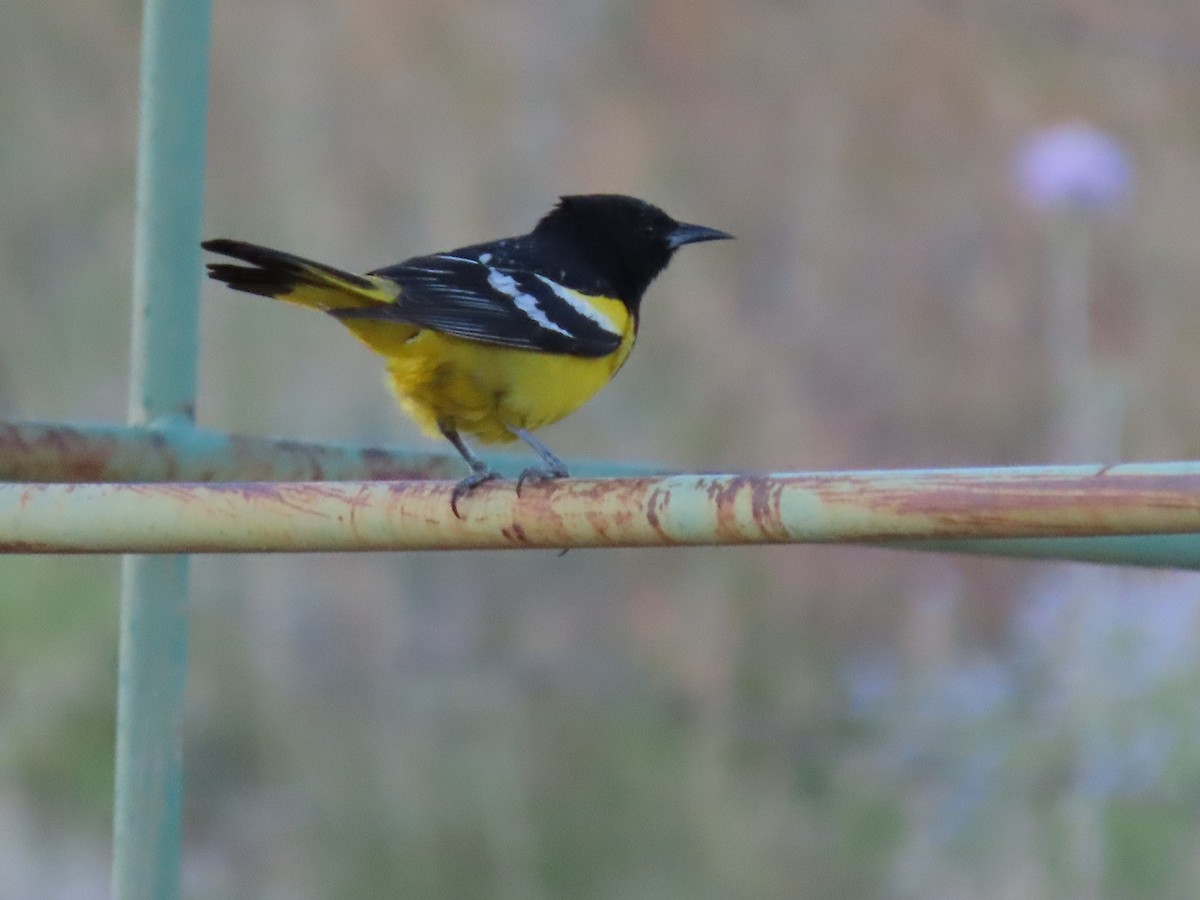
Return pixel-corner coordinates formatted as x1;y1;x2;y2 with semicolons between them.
533;194;732;308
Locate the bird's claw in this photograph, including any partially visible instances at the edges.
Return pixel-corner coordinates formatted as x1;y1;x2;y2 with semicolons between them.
516;464;569;497
450;469;501;518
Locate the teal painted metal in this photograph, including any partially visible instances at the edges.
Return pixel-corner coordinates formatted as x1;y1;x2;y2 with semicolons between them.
112;0;211;895
0;419;661;483
901;533;1200;569
113;555;191;900
4;464;1200;558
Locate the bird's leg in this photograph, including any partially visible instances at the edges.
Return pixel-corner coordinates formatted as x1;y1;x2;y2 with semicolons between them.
441;425;500;518
510;427;571;496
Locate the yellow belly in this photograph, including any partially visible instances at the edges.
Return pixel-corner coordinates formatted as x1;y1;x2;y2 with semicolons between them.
382;330;635;443
319;284;636;444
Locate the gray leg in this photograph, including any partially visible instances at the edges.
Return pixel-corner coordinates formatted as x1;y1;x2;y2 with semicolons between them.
440;424;500;517
509;426;569;494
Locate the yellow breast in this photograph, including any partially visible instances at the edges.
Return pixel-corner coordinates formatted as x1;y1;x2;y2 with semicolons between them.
363;294;636;444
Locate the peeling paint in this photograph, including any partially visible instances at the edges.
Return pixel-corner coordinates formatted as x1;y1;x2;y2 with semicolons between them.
0;420;456;483
3;465;1200;555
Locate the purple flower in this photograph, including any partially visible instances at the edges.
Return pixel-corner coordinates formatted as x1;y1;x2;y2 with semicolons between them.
1014;123;1133;211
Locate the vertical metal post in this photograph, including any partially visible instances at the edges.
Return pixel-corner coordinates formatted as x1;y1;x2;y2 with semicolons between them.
112;0;211;895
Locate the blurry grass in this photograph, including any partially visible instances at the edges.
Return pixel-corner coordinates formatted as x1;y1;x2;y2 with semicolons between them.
0;558;118;830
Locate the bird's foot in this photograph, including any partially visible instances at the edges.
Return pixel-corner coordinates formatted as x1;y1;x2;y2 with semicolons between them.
450;469;501;518
516;463;570;497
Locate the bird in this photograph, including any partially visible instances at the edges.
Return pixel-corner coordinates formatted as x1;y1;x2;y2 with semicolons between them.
202;193;732;515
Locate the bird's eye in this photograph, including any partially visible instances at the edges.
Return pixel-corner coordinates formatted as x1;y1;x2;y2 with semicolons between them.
641;222;657;237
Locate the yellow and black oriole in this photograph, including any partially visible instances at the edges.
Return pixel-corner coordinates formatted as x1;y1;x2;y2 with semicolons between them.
203;194;731;513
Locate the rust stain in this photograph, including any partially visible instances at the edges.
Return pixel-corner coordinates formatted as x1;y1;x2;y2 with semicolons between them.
565;478;623;542
644;482;672;542
698;474;792;543
266;483;348;519
582;487;612;540
345;484;376;536
519;480;573;544
799;471;1200;539
503;521;533;545
709;476;744;541
0;423;116;482
0;541;62;553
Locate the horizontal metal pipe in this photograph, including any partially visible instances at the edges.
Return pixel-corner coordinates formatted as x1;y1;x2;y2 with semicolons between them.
0;419;659;483
898;533;1200;569
0;419;453;482
3;463;1200;555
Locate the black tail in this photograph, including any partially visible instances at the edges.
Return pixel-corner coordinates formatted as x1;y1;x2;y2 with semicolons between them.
201;239;390;311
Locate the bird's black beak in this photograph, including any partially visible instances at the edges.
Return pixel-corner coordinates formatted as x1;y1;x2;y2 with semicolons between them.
666;222;734;249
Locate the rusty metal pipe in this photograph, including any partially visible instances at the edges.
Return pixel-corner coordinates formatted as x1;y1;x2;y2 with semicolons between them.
0;419;658;483
0;420;455;483
4;463;1200;555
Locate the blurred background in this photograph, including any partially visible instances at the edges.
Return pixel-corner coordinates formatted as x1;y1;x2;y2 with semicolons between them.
4;0;1200;897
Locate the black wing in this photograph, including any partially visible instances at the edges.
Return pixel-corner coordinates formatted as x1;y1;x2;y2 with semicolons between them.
335;254;624;358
